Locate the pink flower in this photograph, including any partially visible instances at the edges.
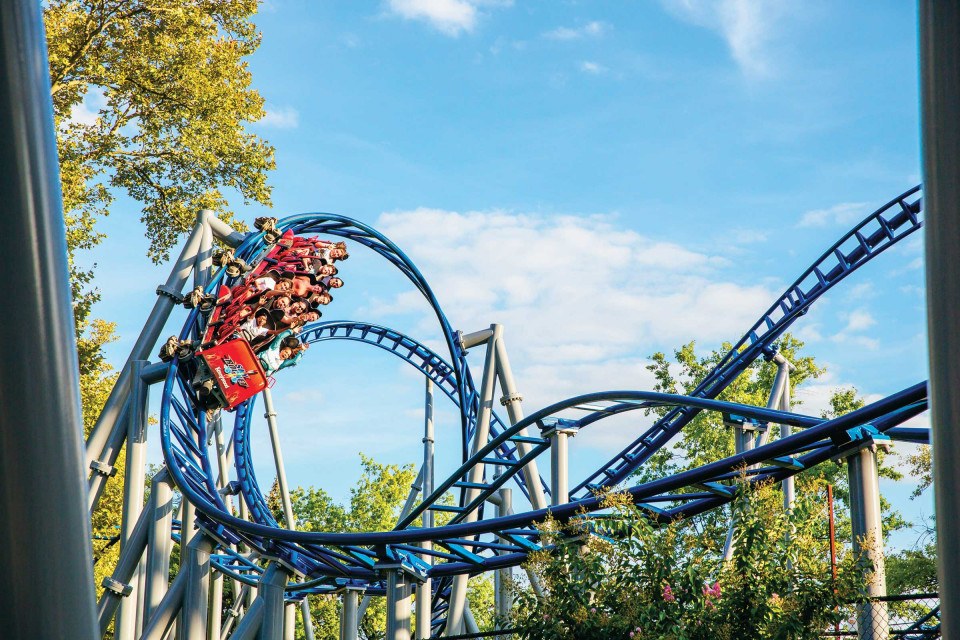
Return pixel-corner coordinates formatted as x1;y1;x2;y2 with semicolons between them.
662;583;676;603
629;633;635;638
590;607;597;614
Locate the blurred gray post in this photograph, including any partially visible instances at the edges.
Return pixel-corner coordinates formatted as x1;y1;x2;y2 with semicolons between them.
0;1;99;639
921;2;960;638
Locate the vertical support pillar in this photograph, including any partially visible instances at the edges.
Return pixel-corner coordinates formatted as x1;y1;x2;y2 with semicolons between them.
178;533;214;640
416;375;435;640
921;4;960;638
721;415;766;562
96;494;152;636
208;569;223;640
385;570;414;640
495;487;513;634
117;360;150;640
842;439;889;640
145;469;174;620
339;587;361;640
263;388;296;527
182;500;197;549
547;426;577;506
258;563;291;640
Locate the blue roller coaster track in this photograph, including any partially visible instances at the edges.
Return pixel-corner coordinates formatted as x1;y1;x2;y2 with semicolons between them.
158;184;928;630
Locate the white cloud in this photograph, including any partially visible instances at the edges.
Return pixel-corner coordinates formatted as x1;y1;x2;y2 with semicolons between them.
843;309;876;333
544;21;607;40
797;202;868;228
660;0;788;78
827;308;880;350
384;0;511;36
259;105;300;129
367;207;780;454
579;61;608;75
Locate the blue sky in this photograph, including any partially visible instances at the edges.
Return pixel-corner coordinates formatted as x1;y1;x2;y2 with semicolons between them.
82;1;932;549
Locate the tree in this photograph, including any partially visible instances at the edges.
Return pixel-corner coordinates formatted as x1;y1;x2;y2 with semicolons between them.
46;0;274;264
642;336;906;542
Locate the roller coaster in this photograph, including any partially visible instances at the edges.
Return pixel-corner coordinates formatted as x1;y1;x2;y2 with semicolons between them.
84;184;935;640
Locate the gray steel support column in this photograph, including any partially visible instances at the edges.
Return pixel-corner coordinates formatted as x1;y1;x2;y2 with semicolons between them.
96;492;152;636
230;597;265;640
386;571;414;640
140;566;188;640
258;563;291;640
300;599;316;640
208;569;224;640
145;469;174;620
722;419;762;563
416;375;435;640
446;324;502;635
921;3;960;638
495;487;513;633
548;428;575;506
260;388;316;640
283;604;296;640
220;584;251;640
117;360;151;640
207;215;247;247
182;500;197;548
339;588;361;640
88;383;131;511
463;603;480;634
178;533;215;640
0;9;100;633
195;215;214;288
136;559;147;638
846;443;888;640
494;335;547;510
263;388;296;528
765;356;795;511
84;214;205;472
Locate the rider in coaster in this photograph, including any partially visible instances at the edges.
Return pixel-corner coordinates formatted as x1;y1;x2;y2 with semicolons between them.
258;330;309;375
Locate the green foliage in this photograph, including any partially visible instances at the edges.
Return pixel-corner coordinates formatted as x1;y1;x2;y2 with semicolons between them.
512;482;866;640
45;0;274;264
265;455;422;639
887;543;938;595
642;337;906;541
905;445;932;498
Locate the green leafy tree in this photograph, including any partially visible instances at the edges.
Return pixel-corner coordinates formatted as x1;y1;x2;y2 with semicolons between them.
643;337;906;542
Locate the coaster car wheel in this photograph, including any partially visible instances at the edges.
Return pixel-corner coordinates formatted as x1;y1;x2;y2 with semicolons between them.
158;335;180;363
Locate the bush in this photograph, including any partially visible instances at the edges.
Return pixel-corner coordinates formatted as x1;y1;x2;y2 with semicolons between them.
512;480;866;640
